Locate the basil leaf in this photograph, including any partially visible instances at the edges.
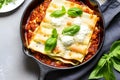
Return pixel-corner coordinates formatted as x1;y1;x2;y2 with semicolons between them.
62;24;80;36
109;41;120;75
45;29;58;53
109;41;120;59
103;60;116;80
45;37;57;53
89;41;120;80
67;7;83;17
110;41;120;53
0;0;4;8
89;54;108;79
50;6;66;18
112;57;120;72
51;28;58;38
89;54;116;80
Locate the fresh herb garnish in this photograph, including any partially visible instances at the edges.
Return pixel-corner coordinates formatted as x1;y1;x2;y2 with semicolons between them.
50;6;66;18
45;29;58;53
62;24;80;36
67;7;83;17
89;41;120;80
0;0;4;8
51;28;58;38
0;0;16;9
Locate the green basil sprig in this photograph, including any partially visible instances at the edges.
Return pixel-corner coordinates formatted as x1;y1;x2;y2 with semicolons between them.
50;6;66;18
67;7;83;17
62;24;80;36
45;29;58;53
89;41;120;80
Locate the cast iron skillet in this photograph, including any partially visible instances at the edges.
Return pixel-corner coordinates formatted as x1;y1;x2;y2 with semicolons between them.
20;0;105;80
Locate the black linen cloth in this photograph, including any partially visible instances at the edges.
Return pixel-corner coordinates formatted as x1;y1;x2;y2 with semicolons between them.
45;0;120;80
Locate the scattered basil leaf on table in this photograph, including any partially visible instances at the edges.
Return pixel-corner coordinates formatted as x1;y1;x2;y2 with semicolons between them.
45;29;58;53
62;24;80;36
103;60;116;80
89;41;120;80
89;54;108;79
50;6;66;18
111;57;120;72
67;7;83;17
109;41;120;58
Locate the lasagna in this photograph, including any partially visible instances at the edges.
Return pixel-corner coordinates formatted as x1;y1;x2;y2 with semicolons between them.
25;0;100;67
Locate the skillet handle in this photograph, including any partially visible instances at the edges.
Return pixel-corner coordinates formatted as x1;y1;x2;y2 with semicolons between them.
23;49;56;80
37;62;55;80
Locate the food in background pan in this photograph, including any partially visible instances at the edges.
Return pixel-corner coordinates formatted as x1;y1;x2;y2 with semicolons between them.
25;0;100;67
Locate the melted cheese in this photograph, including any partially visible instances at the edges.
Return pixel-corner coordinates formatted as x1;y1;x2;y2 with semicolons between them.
28;0;99;65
